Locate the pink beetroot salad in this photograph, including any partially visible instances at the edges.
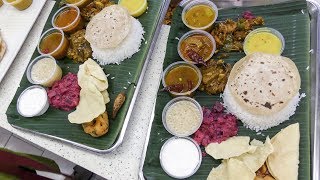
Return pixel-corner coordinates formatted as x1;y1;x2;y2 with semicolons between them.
47;73;80;111
193;102;238;147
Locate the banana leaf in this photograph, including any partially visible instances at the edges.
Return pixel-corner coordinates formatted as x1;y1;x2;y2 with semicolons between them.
143;0;311;179
6;0;166;150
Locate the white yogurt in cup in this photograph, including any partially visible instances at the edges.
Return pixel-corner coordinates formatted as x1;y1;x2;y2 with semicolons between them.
17;85;49;118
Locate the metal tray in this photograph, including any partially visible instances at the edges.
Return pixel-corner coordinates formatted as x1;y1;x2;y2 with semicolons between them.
8;0;171;153
138;0;320;179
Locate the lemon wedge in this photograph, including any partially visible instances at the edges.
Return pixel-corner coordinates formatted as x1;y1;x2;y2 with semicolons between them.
118;0;147;17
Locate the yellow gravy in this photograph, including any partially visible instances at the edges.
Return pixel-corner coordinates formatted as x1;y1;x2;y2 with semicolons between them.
185;5;215;28
244;32;282;55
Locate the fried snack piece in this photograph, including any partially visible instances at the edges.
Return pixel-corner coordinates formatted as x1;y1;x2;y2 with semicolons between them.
80;0;114;21
82;112;109;137
67;29;92;63
199;59;232;94
255;163;275;180
112;92;126;119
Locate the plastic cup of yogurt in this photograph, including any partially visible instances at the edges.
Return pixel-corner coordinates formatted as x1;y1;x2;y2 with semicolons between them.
17;85;49;118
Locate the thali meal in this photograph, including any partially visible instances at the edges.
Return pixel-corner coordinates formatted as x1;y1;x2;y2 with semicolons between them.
0;32;6;61
153;1;307;179
2;0;32;11
162;61;201;96
199;59;232;95
244;27;285;55
26;55;62;87
52;5;84;33
67;29;92;63
178;30;216;65
223;53;303;131
17;86;49;118
38;28;69;59
182;0;218;30
162;97;202;137
160;137;202;178
12;0;151;141
85;5;145;65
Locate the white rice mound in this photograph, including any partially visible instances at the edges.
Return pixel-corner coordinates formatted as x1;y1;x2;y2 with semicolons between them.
223;84;305;132
91;17;145;65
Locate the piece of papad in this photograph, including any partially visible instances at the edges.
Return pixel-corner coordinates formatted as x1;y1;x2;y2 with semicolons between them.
205;136;257;159
235;137;273;172
266;123;300;180
85;5;131;49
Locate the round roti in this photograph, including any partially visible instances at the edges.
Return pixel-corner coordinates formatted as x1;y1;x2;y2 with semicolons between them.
85;5;131;49
228;53;301;115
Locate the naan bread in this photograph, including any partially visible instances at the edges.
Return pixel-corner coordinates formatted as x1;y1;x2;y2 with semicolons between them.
0;34;6;61
85;5;131;49
228;53;301;115
267;123;300;180
205;136;257;159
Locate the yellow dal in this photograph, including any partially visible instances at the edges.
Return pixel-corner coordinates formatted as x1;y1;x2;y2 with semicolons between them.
244;32;282;55
185;5;215;28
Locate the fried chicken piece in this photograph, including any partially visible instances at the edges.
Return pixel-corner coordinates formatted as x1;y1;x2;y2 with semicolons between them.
82;112;109;137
